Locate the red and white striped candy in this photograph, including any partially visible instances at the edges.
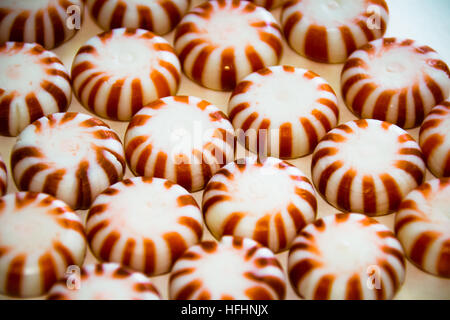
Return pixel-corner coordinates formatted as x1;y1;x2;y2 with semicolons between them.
86;177;203;276
0;42;72;137
0;0;84;50
341;38;450;129
419;101;450;178
249;0;285;10
229;66;339;159
288;213;406;300
202;157;317;253
311;119;426;216
0;156;7;196
125;96;235;193
11;112;126;210
47;263;161;300
395;178;450;278
169;236;286;300
281;0;389;63
85;0;190;35
0;192;86;298
174;0;283;91
71;28;181;121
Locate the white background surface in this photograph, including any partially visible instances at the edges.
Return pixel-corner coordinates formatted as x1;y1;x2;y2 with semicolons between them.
0;0;449;300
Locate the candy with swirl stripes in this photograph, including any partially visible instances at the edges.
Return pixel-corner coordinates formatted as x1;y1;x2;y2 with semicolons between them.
0;156;7;196
85;0;190;35
311;119;426;216
0;42;72;137
395;178;450;278
419;101;450;178
202;157;317;253
11;112;126;210
229;66;339;159
288;213;406;300
71;28;181;121
0;0;84;49
125;96;235;192
174;0;283;91
86;177;203;276
47;263;162;300
341;38;450;129
281;0;389;63
169;236;286;300
0;192;86;298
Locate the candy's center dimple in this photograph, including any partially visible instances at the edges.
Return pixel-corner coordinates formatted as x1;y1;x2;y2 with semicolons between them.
302;0;366;27
194;247;253;296
337;124;400;173
94;36;158;78
229;165;295;217
118;52;134;64
7;64;22;80
58;140;81;157
386;62;405;73
37;123;97;169
327;0;340;10
368;47;425;88
198;9;260;48
315;220;380;273
105;183;182;237
49;135;83;157
0;52;45;94
139;101;219;154
246;71;322;123
78;277;137;300
0;205;60;253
